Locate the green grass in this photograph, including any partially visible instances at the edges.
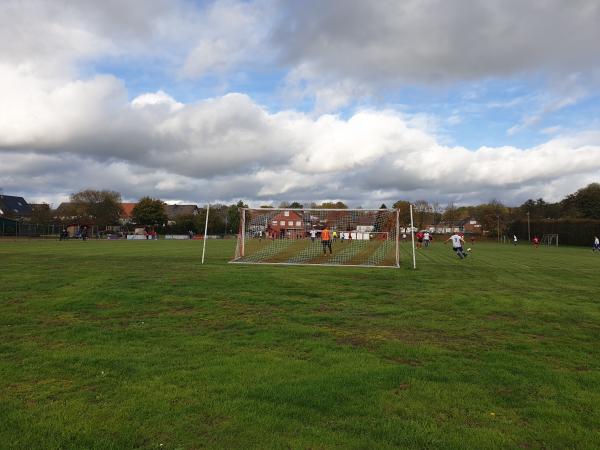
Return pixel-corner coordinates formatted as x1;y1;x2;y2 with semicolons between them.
1;240;599;449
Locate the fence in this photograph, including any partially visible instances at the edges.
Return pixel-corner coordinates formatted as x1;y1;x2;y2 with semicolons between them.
0;218;65;238
508;219;600;246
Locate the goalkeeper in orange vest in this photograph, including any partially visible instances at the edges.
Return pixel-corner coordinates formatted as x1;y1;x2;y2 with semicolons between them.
321;226;333;254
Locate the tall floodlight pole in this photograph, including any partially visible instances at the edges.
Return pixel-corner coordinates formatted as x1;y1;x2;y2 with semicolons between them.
410;203;416;270
201;204;210;264
526;211;531;242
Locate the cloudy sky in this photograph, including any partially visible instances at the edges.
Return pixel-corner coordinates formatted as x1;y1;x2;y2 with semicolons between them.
1;0;600;208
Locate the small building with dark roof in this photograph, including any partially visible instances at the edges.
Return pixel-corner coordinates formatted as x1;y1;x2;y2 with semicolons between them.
0;195;32;218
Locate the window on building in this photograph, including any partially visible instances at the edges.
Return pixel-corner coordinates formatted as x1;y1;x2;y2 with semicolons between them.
296;221;301;226
284;211;290;217
288;221;293;226
280;221;285;226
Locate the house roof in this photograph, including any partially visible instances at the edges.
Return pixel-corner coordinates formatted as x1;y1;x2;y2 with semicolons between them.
164;204;198;219
272;210;303;222
120;203;136;218
55;202;75;214
248;211;275;226
324;211;350;223
0;195;32;217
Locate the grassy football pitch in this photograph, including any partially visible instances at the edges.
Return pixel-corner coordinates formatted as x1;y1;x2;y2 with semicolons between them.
1;240;599;449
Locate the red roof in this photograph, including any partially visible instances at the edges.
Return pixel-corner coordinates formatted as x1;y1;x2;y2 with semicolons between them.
120;203;136;218
272;210;303;222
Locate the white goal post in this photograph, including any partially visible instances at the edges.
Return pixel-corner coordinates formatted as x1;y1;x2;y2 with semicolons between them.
542;234;559;246
232;208;401;268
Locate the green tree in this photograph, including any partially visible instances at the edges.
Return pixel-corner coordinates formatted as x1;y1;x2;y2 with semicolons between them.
315;201;348;209
472;200;508;237
519;198;561;220
166;214;196;234
392;200;411;225
560;183;600;219
289;201;304;208
132;197;168;226
196;208;226;235
226;200;248;234
71;189;122;228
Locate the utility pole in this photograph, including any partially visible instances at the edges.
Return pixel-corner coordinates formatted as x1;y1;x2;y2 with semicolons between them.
526;211;531;242
497;215;500;243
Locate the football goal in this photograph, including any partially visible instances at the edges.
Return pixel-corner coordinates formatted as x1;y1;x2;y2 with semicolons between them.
542;234;559;246
232;208;400;268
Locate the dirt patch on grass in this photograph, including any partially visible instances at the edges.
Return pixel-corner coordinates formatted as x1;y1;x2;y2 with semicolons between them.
335;333;373;349
385;357;423;367
39;313;82;326
95;302;120;309
8;378;74;397
485;314;517;322
389;328;477;348
393;383;410;394
525;333;547;341
169;306;197;316
216;299;284;322
315;303;342;313
324;324;491;354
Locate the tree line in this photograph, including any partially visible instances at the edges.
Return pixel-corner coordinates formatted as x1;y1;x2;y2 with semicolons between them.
28;190;250;235
27;183;600;235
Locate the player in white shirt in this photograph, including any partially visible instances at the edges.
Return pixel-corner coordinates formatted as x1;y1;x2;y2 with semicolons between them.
423;232;431;248
593;236;600;252
445;233;468;259
310;228;317;242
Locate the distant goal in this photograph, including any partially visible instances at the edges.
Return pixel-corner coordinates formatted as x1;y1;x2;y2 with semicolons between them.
232;208;400;268
542;234;559;246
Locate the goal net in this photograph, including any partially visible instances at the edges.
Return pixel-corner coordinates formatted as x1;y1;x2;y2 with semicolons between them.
232;208;400;267
542;234;559;246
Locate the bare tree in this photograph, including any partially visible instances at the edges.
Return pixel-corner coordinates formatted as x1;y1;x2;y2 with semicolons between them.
444;202;458;226
71;189;122;228
412;200;431;229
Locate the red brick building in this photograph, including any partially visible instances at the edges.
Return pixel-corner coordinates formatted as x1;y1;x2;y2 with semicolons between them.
269;210;304;238
463;218;483;235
